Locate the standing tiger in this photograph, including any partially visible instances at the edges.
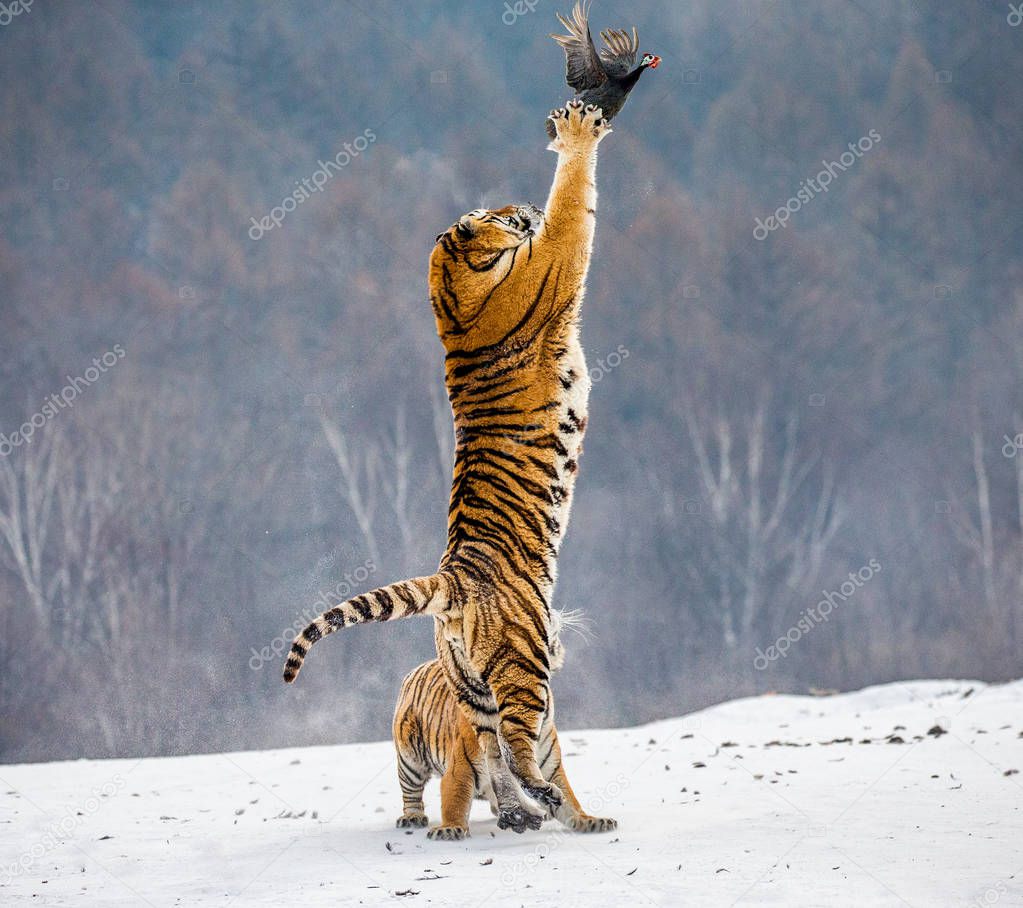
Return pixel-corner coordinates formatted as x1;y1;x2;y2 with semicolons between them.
284;99;614;831
393;609;615;840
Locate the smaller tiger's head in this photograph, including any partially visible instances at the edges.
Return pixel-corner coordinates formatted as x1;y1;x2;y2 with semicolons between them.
434;204;544;261
549;607;588;673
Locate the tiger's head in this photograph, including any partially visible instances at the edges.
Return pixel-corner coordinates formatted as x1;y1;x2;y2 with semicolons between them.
436;204;543;252
432;204;543;274
429;203;546;349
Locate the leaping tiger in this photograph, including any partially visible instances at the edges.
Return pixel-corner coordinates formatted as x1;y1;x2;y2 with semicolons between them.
284;99;614;830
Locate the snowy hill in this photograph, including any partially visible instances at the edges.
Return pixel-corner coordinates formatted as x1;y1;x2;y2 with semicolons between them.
2;680;1021;906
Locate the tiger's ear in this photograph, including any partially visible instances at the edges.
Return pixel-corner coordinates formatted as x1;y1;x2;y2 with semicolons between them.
435;232;446;243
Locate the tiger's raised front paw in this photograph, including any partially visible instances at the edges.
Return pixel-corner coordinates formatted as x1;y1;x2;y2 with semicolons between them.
396;811;428;829
566;814;618;833
427;824;469;841
547;100;612;153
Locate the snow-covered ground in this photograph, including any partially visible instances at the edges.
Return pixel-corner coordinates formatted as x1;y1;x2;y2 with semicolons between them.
2;679;1021;907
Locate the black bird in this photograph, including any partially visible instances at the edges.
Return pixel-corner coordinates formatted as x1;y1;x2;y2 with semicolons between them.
547;0;660;138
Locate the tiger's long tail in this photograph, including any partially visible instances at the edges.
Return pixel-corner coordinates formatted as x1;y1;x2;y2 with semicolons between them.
282;572;453;683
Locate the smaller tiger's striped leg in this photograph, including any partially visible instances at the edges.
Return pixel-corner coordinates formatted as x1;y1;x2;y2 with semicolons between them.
537;716;617;833
427;740;475;841
395;749;429;829
479;730;543;834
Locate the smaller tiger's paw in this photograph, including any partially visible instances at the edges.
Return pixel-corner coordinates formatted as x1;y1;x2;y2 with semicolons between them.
427;824;469;841
566;814;618;833
396;812;428;829
521;781;564;812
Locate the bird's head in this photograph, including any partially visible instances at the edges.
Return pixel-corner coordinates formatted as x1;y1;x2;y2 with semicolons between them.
641;53;661;69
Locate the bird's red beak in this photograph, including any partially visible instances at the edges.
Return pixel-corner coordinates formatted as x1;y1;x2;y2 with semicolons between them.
649;56;661;69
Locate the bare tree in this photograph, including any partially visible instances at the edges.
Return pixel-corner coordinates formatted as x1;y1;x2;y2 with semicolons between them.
377;404;413;556
949;410;1021;651
319;411;380;563
679;391;845;648
0;429;60;622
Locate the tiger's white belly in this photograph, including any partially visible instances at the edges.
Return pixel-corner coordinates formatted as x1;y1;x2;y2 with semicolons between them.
559;336;590;465
547;336;590;587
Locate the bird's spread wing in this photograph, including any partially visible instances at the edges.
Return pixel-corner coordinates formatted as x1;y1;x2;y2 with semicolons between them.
551;1;606;92
598;26;639;78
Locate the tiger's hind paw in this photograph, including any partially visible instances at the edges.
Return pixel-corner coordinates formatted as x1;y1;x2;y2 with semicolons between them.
396;811;428;828
427;824;469;840
497;806;545;834
525;811;545;830
521;781;564;812
566;814;618;833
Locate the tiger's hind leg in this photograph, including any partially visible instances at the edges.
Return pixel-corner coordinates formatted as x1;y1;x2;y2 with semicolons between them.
489;676;564;813
478;730;544;834
537;715;617;833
